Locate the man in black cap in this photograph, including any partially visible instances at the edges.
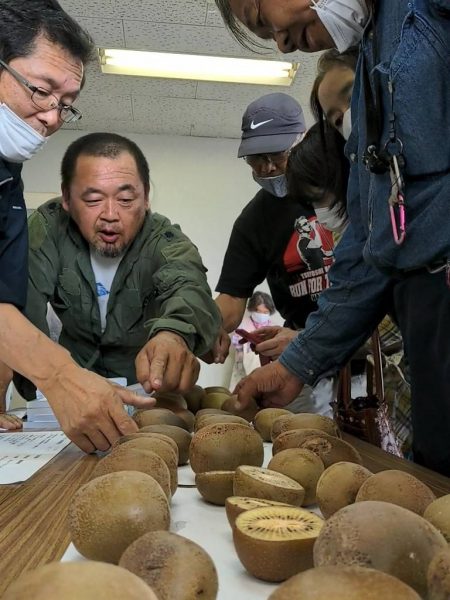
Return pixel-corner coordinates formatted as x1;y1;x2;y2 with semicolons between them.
209;93;334;413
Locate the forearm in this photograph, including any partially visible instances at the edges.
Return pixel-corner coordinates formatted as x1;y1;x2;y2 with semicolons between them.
0;304;74;391
0;361;12;411
215;294;247;333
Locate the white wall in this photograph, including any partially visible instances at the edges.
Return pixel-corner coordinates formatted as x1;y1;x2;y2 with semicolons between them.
22;129;275;388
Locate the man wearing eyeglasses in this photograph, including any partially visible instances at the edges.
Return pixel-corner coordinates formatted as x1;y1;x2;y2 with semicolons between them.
0;1;153;452
210;93;334;414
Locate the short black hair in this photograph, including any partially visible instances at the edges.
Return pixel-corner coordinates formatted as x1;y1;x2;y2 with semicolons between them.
248;291;276;314
310;47;359;123
0;0;94;66
61;133;151;195
286;122;349;213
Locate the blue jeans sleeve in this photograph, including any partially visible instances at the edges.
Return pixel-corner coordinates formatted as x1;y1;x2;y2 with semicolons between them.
279;221;393;386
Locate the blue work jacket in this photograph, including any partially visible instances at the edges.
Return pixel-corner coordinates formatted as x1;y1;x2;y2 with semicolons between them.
281;0;450;384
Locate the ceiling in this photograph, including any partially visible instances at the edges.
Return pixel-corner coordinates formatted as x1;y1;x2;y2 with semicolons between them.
59;0;321;139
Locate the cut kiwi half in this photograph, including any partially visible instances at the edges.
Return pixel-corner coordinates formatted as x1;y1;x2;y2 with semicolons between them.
233;505;324;582
225;496;292;529
233;465;305;506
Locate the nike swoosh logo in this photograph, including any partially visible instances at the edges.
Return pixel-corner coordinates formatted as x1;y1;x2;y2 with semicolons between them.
250;119;274;130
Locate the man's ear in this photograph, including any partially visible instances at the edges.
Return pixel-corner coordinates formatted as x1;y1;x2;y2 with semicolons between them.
61;187;70;212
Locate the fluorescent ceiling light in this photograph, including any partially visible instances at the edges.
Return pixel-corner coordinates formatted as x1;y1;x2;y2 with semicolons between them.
98;48;298;86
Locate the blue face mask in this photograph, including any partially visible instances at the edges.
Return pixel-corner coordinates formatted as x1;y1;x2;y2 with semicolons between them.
253;173;288;198
0;103;47;163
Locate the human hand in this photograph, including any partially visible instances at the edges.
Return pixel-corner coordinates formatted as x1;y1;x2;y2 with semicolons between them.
0;413;22;430
232;360;304;410
40;364;155;454
136;331;200;394
254;327;299;360
200;327;231;364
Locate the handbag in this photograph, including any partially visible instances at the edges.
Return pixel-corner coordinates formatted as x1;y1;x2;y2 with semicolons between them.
332;331;403;457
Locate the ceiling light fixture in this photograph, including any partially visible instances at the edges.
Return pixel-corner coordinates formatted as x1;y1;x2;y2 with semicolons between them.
98;48;298;86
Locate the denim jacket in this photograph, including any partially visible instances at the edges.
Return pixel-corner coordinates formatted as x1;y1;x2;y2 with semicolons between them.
281;0;450;384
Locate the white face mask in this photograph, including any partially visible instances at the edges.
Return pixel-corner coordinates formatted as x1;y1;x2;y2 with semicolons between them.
311;0;370;53
250;311;271;325
0;103;47;163
341;108;352;141
253;173;288;198
315;205;349;233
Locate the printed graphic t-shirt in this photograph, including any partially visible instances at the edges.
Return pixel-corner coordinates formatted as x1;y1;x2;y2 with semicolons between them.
90;251;123;332
216;189;334;329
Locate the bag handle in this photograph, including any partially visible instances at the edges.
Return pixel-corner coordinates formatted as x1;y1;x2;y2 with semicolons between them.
367;330;384;399
337;329;384;410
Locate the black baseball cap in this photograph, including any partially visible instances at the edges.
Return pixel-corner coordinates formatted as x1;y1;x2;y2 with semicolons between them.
238;93;306;158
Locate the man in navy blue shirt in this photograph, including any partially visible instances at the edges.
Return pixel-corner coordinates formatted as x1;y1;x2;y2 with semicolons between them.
0;1;153;451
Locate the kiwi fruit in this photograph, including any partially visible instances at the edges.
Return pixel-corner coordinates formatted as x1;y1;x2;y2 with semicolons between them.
114;432;179;463
90;446;172;500
313;500;447;596
68;471;170;564
189;423;263;473
183;385;207;414
195;471;235;505
119;531;218;600
268;448;325;506
273;428;362;467
316;461;372;518
195;408;231;419
424;495;450;542
139;424;191;465
233;505;324;582
355;470;436;515
253;408;291;441
271;413;340;441
427;547;450;600
221;394;259;422
194;414;250;432
1;562;158;600
153;391;187;409
225;496;292;529
233;465;305;506
267;566;421;600
201;391;231;410
114;437;178;495
204;386;231;395
133;408;189;431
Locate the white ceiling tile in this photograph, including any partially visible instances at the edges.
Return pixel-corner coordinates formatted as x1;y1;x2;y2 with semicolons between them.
51;1;323;139
76;94;134;122
76;17;125;47
205;4;226;28
113;0;208;25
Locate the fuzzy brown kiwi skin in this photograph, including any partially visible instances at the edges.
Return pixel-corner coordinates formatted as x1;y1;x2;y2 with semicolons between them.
268;448;325;506
139;424;191;465
316;462;373;519
427;547;450;600
119;531;218;600
271;413;340;442
195;471;235;506
273;428;362;468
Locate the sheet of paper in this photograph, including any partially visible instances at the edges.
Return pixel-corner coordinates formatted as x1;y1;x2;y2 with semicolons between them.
0;431;70;484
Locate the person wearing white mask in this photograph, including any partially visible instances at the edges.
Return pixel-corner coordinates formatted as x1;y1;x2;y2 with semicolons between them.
206;94;335;415
215;0;450;476
0;1;154;448
229;291;275;388
309;48;359;141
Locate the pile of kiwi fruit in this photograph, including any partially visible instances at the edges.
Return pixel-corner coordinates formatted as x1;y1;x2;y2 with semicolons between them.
5;387;450;600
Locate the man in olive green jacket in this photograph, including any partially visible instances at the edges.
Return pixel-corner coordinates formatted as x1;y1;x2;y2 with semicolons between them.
12;132;221;400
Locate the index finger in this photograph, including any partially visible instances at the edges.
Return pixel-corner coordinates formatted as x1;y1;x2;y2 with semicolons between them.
147;349;169;391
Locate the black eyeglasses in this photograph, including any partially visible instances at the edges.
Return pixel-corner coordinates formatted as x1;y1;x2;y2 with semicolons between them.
0;58;82;124
244;151;289;169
